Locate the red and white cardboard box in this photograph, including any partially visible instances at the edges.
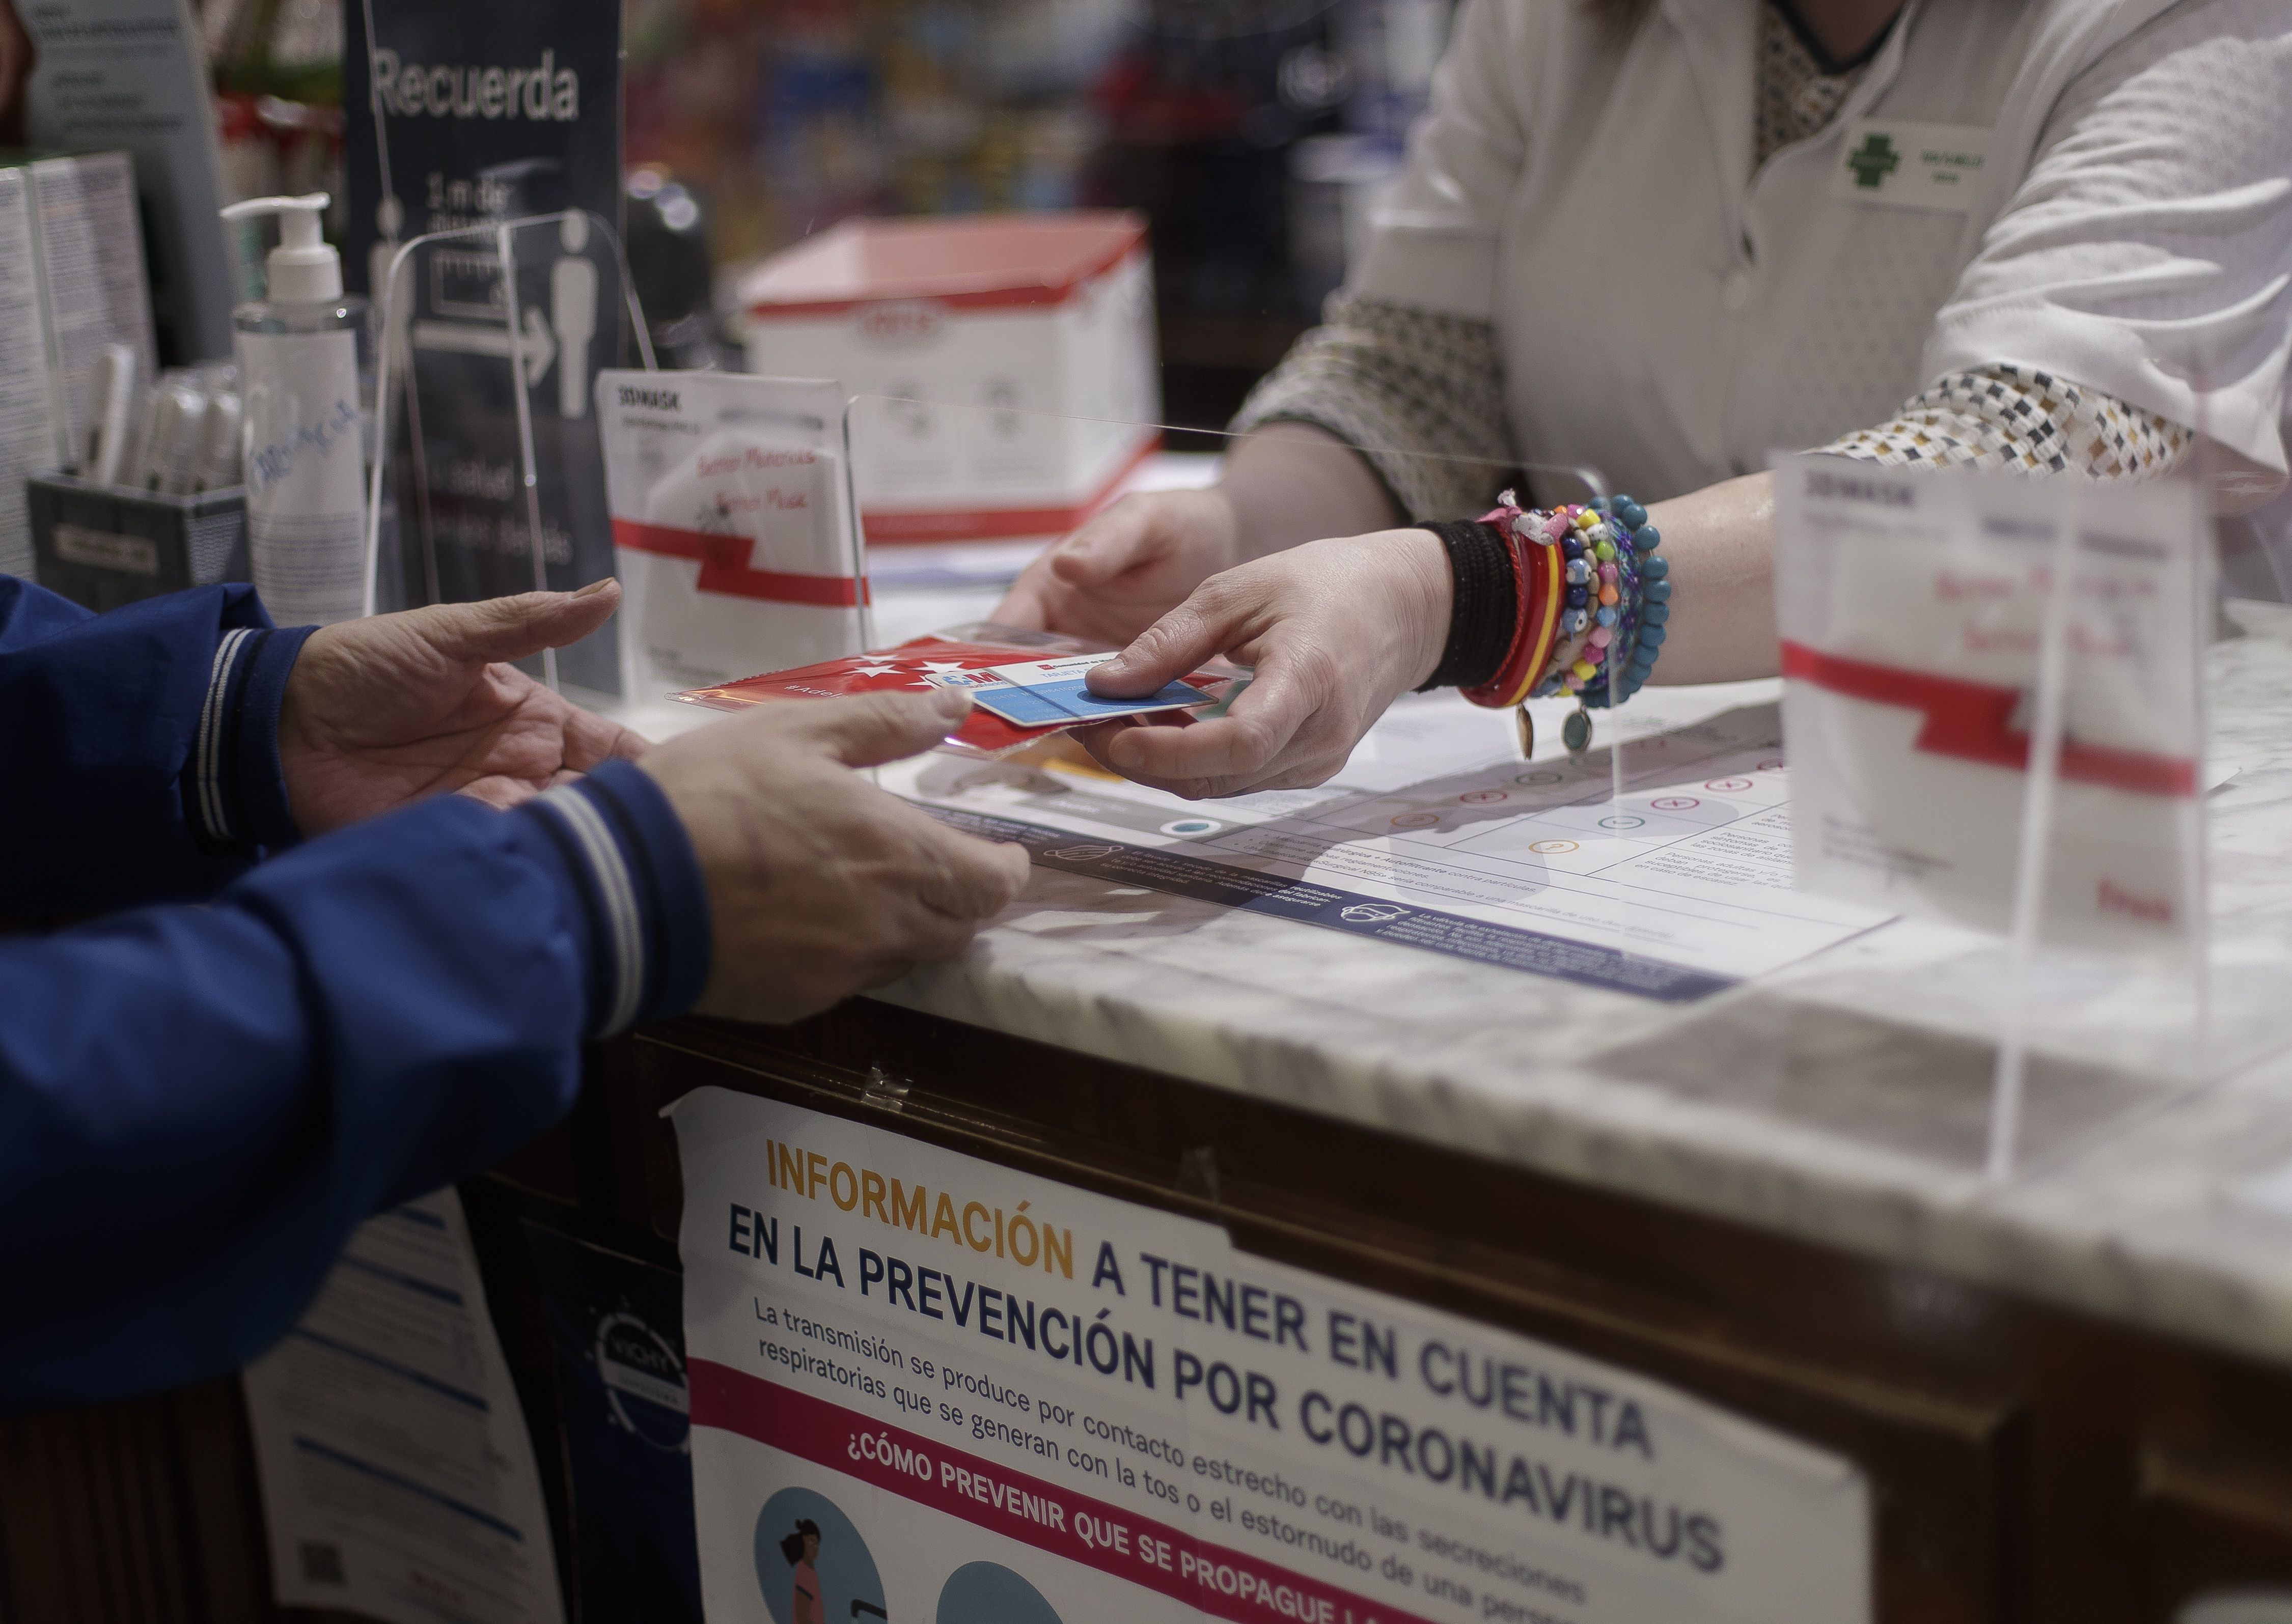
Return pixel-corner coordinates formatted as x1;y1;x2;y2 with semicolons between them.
739;212;1161;545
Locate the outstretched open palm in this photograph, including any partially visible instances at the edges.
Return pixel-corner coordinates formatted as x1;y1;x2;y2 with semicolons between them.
278;581;647;835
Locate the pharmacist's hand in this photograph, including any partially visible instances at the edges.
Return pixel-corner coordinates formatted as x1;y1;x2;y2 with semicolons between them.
639;687;1032;1022
279;581;645;834
993;488;1242;645
1077;528;1451;798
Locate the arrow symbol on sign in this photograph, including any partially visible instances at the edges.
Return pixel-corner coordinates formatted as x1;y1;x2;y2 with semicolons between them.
410;305;557;386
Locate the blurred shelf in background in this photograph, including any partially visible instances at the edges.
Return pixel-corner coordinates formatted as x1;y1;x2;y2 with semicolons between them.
193;0;1452;426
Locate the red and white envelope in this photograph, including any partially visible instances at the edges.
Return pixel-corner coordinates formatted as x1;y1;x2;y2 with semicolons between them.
670;623;1234;757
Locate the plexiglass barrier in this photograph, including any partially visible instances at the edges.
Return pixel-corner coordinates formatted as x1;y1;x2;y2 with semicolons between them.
818;397;2273;1182
374;361;2267;1183
367;210;656;693
1630;458;2231;1182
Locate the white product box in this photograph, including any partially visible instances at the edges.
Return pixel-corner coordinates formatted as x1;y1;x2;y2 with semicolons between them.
0;150;157;577
740;211;1159;544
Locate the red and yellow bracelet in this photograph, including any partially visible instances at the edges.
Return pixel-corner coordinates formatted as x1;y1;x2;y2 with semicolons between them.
1461;497;1561;709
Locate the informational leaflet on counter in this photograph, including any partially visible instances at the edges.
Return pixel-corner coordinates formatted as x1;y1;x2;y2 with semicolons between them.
879;689;1882;1001
241;1190;565;1624
1773;455;2207;949
673;1088;1872;1624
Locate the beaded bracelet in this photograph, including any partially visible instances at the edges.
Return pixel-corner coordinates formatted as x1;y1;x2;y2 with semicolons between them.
1535;497;1662;694
1448;491;1669;753
1576;495;1669;714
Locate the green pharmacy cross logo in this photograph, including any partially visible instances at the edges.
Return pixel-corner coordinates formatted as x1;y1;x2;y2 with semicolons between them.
1845;132;1901;189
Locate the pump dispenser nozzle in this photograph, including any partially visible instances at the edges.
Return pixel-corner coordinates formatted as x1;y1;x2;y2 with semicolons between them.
219;192;342;303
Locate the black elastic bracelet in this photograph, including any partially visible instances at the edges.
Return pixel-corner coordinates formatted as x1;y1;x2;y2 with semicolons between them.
1417;519;1517;691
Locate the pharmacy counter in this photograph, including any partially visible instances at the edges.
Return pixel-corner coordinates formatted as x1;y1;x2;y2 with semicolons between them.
594;599;2292;1622
862;604;2292;1375
18;598;2292;1624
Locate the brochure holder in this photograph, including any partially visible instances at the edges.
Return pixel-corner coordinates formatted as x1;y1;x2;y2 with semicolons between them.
366;210;657;693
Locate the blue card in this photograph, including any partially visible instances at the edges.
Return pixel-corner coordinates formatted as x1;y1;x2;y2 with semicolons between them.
969;654;1211;725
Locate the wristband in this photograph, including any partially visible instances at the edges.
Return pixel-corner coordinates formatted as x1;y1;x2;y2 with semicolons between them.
1417;519;1516;691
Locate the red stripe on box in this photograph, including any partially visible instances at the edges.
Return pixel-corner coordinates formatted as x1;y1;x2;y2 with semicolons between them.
688;1360;1439;1624
744;235;1147;320
1779;640;2195;797
862;433;1164;544
611;520;870;607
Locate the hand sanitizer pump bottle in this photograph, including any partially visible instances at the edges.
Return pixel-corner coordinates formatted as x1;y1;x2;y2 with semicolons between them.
220;192;372;626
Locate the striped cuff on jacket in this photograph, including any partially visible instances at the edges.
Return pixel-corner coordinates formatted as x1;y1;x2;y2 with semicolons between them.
522;760;711;1039
185;623;316;852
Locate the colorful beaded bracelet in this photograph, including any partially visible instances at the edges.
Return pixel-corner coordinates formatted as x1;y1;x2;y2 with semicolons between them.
1541;495;1667;709
1449;491;1668;752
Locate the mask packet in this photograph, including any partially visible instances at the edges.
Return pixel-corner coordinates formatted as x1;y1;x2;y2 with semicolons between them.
596;370;869;694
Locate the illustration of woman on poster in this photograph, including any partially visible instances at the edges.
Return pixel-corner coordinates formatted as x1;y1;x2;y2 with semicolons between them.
779;1520;824;1624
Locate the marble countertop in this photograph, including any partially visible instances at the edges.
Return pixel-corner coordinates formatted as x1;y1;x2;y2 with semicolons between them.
611;521;2292;1369
875;601;2292;1370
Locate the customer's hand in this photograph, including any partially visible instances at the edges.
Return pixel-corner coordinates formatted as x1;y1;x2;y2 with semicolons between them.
1076;528;1451;798
993;488;1241;645
639;687;1032;1023
279;581;644;834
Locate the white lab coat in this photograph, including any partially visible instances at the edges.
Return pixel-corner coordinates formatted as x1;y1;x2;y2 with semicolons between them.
1354;0;2292;505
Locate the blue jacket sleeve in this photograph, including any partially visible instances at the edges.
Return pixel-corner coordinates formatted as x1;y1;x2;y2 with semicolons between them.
0;575;316;917
0;759;709;1413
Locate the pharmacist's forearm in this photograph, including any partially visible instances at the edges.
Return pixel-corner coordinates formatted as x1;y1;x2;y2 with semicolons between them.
1211;433;1782;681
1643;471;1779;685
1219;421;1405;563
